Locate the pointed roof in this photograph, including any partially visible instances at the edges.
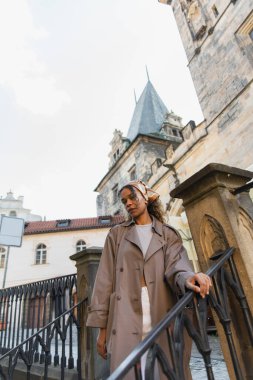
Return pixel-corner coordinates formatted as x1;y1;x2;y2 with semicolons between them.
127;80;168;141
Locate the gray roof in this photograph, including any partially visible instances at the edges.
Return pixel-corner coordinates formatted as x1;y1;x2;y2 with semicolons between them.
127;80;168;141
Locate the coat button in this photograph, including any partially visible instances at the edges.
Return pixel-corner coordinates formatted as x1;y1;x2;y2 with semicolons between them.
117;296;121;300
112;329;116;335
120;267;123;272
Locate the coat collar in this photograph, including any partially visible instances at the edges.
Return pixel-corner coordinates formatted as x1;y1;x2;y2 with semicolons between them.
121;216;163;236
121;217;166;261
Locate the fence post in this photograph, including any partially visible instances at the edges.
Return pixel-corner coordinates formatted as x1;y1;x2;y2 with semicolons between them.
70;246;110;380
171;163;253;380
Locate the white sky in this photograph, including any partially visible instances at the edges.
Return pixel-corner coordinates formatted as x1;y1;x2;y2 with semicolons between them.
0;0;203;220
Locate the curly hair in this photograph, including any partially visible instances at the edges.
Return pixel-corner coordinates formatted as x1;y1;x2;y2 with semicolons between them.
119;185;166;223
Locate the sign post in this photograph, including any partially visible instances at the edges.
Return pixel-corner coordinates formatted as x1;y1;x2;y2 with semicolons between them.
0;216;25;288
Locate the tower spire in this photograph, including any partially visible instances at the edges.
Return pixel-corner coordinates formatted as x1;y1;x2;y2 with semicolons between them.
134;89;137;105
145;65;150;82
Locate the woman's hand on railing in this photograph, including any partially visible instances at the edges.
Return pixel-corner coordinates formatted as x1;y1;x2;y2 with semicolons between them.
185;273;212;298
97;328;107;359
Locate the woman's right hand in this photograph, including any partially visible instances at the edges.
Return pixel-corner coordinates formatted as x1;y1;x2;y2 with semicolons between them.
97;328;107;359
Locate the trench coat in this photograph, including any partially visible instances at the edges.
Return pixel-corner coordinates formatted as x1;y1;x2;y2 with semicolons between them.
86;217;195;379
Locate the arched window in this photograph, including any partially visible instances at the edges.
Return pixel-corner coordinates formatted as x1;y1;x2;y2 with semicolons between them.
76;240;86;252
35;244;47;265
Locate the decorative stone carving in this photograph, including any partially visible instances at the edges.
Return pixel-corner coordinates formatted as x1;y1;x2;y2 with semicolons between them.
180;0;208;41
108;129;130;168
200;214;229;258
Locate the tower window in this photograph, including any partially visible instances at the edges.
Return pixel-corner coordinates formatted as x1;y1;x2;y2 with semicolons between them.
250;28;253;41
76;240;86;252
35;244;47;265
129;165;137;181
112;184;118;204
211;5;219;18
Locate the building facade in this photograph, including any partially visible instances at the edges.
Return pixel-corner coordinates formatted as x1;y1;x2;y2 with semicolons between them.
0;215;123;288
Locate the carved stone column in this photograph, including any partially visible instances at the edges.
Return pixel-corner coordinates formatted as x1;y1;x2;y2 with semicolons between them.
70;246;110;380
171;163;253;380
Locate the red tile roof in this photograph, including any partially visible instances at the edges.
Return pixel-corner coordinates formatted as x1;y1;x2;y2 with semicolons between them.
24;215;125;235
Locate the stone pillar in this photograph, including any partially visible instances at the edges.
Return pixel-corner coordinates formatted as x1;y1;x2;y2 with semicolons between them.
171;163;253;380
70;246;110;380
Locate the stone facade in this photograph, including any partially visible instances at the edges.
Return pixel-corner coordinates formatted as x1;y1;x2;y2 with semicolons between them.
150;0;253;213
96;135;175;216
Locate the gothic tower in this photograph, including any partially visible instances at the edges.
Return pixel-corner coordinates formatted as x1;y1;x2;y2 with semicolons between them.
95;79;184;216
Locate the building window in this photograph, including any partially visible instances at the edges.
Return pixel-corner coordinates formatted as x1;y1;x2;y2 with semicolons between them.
112;184;118;204
35;244;47;265
211;5;219;18
9;211;17;217
0;248;6;269
76;240;86;252
129;165;137;181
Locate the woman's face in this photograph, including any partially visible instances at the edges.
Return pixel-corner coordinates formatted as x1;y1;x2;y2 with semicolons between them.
120;187;148;220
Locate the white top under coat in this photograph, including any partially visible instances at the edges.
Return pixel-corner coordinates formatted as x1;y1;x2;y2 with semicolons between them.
135;223;153;257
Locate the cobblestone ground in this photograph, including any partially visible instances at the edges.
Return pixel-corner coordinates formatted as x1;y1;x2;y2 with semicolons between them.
190;334;230;380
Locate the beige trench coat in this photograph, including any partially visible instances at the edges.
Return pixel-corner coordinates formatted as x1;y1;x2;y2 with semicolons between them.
86;217;194;379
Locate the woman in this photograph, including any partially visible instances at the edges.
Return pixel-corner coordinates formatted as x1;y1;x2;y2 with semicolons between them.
86;180;211;379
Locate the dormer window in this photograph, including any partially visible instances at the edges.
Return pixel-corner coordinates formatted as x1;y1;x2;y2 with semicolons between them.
99;216;112;225
56;219;71;228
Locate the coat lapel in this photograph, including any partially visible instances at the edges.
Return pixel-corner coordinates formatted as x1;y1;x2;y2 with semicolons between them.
124;225;143;254
145;232;166;262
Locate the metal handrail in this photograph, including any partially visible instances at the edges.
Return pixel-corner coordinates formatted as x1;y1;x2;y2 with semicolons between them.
108;247;253;380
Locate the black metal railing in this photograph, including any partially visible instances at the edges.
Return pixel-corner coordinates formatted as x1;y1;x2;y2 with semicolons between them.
108;247;253;380
0;297;87;380
0;274;77;355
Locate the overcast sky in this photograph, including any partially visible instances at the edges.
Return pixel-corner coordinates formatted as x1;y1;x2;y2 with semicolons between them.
0;0;203;220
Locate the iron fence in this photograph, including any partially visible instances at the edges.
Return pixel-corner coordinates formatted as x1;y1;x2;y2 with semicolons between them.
0;274;77;356
108;247;253;380
0;298;86;380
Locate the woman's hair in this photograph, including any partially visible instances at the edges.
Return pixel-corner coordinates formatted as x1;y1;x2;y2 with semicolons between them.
119;185;166;223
